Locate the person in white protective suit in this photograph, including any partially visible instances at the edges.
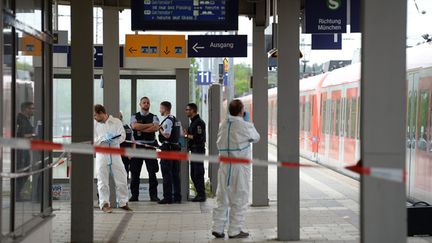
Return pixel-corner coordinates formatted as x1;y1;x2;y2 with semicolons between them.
212;99;260;239
93;104;132;213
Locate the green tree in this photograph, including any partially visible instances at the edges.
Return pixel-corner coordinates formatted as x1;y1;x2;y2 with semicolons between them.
234;63;251;97
189;58;200;103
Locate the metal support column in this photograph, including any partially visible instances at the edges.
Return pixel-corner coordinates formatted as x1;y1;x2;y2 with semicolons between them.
277;0;300;240
252;21;269;206
176;68;190;200
131;77;137;117
71;0;94;242
103;6;120;208
360;0;407;242
0;0;3;233
103;7;119;115
208;84;222;194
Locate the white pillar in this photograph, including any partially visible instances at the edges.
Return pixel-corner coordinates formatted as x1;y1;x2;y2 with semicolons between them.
252;21;269;206
360;0;407;242
71;0;94;242
277;0;300;240
103;7;120;207
176;68;190;200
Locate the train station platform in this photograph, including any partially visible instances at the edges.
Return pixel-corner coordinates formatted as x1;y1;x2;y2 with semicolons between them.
50;148;432;243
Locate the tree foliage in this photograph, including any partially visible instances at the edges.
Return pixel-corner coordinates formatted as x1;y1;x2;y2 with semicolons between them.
234;63;251;97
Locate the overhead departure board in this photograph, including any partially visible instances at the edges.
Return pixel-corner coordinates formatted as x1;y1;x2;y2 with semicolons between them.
131;0;239;31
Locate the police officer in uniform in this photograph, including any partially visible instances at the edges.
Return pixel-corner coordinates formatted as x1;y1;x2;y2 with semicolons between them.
119;112;134;176
16;102;35;201
158;101;182;204
130;97;160;202
184;103;206;202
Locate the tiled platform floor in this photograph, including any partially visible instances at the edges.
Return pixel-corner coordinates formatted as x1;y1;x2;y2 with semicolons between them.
52;154;432;243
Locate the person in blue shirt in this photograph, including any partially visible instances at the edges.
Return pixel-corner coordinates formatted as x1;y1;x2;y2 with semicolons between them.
158;101;182;204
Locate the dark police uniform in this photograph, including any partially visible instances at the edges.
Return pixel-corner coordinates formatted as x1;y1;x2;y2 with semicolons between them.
187;114;206;200
120;124;133;176
16;112;34;200
131;111;160;201
159;115;181;203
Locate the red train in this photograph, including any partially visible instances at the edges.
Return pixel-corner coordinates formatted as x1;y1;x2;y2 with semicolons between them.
238;43;432;203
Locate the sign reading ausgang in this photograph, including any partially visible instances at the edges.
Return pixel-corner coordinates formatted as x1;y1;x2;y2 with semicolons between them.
305;0;347;33
187;35;247;58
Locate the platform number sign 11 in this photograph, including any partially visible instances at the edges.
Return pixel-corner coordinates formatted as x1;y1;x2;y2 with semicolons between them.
197;71;212;85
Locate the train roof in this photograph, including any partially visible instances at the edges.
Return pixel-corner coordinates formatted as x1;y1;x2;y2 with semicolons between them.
407;43;432;70
236;43;432;100
321;63;361;88
299;73;327;92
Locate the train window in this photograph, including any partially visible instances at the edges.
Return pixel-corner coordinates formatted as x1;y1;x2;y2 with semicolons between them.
335;99;341;136
345;98;351;138
299;101;304;131
407;91;412;140
310;96;315;132
327;99;332;134
330;100;335;135
429;105;432;152
350;97;357;139
357;97;361;139
413;91;418;141
418;91;429;151
305;101;310;132
322;99;327;134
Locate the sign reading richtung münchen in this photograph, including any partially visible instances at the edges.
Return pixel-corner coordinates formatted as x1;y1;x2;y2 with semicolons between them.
305;0;347;33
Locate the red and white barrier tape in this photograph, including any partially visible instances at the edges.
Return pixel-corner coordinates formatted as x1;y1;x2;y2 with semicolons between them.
0;137;405;183
0;150;68;178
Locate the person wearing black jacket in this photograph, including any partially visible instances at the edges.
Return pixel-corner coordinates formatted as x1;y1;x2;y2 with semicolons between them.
130;97;161;202
184;103;206;202
16;102;35;201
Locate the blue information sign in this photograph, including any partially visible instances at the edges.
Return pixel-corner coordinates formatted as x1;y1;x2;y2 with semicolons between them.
66;46;124;68
312;33;342;50
132;0;238;31
305;0;347;33
350;0;360;33
196;71;212;85
188;35;247;58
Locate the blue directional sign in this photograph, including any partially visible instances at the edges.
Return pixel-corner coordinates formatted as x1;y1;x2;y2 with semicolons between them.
66;46;124;68
305;0;347;33
196;71;212;85
188;35;247;58
311;33;342;50
131;0;239;31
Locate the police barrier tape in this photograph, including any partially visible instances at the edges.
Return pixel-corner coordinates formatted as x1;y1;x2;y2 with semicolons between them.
0;137;405;183
0;150;68;179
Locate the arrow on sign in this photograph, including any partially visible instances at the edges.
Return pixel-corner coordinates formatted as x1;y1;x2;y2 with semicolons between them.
163;46;170;55
192;43;205;53
129;47;137;53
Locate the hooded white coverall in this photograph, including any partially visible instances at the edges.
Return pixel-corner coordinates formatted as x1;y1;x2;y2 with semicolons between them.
212;115;260;236
94;115;128;209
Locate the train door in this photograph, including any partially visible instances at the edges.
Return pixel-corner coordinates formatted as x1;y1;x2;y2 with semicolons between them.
329;90;342;162
343;87;358;165
406;72;418;199
319;92;328;159
309;94;319;157
300;95;306;150
411;69;432;202
339;89;347;163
